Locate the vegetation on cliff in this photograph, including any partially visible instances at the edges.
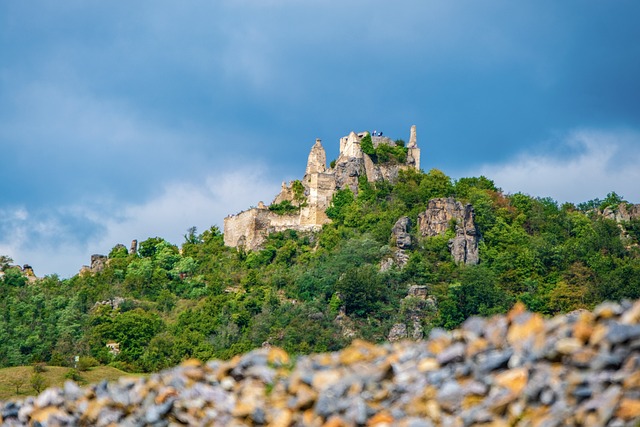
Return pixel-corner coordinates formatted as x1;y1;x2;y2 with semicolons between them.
360;133;408;164
1;168;639;373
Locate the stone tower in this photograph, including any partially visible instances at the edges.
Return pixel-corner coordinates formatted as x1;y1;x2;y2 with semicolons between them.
301;139;333;226
407;125;421;170
305;139;327;175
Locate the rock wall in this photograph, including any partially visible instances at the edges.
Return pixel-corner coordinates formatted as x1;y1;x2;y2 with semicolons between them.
8;299;640;426
382;216;412;271
418;197;480;265
224;126;421;250
600;203;640;222
593;204;640;249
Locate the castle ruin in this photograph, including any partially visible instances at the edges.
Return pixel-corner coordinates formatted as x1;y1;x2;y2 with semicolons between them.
224;126;421;250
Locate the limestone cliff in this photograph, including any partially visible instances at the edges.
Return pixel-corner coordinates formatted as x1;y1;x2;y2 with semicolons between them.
418;197;480;265
381;216;413;271
599;203;640;222
224;126;421;250
594;203;640;249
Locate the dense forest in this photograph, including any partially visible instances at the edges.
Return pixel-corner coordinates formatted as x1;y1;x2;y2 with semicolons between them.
1;168;639;373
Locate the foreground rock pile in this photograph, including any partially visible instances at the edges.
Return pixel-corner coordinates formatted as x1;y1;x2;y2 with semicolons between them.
3;300;640;426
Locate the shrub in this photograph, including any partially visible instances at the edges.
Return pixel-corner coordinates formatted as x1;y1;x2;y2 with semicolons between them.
30;373;48;394
8;378;26;395
360;133;375;156
64;369;85;383
77;356;99;372
32;362;47;373
269;200;299;215
292;180;306;204
108;361;137;372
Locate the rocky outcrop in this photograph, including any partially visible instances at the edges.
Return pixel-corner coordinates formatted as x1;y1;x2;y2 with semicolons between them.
90;255;107;272
91;297;126;311
392;216;412;250
7;299;640;426
407;284;429;298
333;156;365;195
22;264;35;277
600;203;640;222
0;264;39;283
79;254;110;275
388;285;436;342
381;216;413;271
418;197;480;265
592;204;640;249
388;323;408;342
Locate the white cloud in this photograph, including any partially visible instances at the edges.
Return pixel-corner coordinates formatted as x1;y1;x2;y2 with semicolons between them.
93;165;281;251
476;129;640;204
0;166;281;278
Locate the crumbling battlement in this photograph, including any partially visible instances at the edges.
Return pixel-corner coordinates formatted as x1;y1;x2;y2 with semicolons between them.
224;126;421;250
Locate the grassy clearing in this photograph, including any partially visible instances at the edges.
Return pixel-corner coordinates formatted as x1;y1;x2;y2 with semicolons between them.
0;365;140;401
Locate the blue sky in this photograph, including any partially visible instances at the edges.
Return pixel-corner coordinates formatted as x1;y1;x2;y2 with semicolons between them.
1;1;639;278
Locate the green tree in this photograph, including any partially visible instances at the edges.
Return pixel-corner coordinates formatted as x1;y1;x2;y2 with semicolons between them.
335;265;385;317
108;245;129;259
360;133;375;156
138;237;165;258
8;377;26;395
184;226;202;245
2;267;27;287
30;373;48;394
599;191;626;210
438;266;511;329
419;168;454;200
325;189;355;223
454;176;497;200
0;255;13;271
110;309;164;366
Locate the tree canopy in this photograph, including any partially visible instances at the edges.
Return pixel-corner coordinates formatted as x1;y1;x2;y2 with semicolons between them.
1;169;638;372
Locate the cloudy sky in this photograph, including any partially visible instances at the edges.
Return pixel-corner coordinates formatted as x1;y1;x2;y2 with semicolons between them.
1;1;639;278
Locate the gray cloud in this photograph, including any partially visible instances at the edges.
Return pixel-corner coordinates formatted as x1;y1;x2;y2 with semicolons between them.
1;1;639;276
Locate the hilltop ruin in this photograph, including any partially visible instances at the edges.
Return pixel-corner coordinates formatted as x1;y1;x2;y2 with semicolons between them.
224;126;421;250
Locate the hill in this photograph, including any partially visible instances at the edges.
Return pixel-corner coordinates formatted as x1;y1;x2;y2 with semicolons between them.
0;365;135;401
0;128;639;373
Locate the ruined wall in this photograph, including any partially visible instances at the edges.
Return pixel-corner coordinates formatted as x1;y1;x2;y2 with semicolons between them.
223;207;309;251
223;207;277;251
272;182;296;205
